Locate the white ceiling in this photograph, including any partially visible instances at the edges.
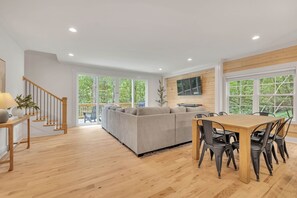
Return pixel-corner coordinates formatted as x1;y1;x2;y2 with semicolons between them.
0;0;297;74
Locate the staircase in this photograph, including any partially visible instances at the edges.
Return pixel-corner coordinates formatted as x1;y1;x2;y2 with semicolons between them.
23;77;67;134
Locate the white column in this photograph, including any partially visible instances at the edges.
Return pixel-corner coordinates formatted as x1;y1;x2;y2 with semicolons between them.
215;62;224;113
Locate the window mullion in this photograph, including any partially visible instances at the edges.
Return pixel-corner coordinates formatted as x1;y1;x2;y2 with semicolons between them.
253;79;259;113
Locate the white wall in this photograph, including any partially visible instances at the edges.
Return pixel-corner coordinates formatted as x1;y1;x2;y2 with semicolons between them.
25;50;162;128
0;25;24;156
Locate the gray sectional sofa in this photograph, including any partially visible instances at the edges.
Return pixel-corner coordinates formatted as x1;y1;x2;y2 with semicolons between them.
102;105;209;156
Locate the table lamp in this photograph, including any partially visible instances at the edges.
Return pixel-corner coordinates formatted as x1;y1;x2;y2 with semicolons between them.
0;92;18;123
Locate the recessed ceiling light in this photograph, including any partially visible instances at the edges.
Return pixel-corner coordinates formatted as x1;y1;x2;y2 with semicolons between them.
187;58;192;62
68;27;77;33
252;35;260;40
68;53;74;57
158;68;163;71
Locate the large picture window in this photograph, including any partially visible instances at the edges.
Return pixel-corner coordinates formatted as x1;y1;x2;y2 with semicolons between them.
227;74;295;118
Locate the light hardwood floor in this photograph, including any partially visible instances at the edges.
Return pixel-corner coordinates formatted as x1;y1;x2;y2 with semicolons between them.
0;126;296;198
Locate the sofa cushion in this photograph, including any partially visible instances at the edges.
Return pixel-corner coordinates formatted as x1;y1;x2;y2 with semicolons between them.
125;108;137;115
137;107;170;116
170;107;186;113
186;106;206;112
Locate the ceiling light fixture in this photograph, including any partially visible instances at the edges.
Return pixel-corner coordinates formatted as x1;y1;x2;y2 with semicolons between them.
68;27;77;33
159;68;163;71
68;53;74;57
252;35;260;40
187;58;192;62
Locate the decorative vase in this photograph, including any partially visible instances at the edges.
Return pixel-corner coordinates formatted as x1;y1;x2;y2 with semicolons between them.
11;107;24;118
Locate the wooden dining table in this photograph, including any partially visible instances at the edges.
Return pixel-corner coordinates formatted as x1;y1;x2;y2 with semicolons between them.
192;114;283;184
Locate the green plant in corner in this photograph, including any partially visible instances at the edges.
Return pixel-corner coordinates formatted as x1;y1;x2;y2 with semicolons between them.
15;94;39;110
155;80;167;107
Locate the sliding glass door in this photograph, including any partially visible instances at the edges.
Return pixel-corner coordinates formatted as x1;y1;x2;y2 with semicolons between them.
77;74;147;125
78;74;97;125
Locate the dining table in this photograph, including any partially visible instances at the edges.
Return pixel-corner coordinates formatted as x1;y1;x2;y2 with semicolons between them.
192;114;283;184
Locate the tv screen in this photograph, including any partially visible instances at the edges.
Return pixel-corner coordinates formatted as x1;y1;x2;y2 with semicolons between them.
177;76;202;96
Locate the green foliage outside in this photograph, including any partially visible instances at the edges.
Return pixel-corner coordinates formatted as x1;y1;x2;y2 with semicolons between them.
119;79;132;107
98;76;115;104
229;75;294;118
78;75;95;104
134;80;146;107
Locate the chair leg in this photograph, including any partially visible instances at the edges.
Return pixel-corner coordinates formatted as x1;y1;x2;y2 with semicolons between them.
265;144;273;170
229;149;237;170
210;149;214;161
251;151;260;181
198;144;207;168
263;151;273;176
214;149;224;179
284;141;289;159
276;141;286;163
271;144;278;164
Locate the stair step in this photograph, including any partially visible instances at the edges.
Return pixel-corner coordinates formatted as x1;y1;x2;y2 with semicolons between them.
32;119;46;122
43;124;56;127
43;120;58;127
54;128;64;131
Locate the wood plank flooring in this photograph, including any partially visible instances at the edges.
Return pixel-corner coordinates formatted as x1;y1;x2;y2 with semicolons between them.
0;126;296;198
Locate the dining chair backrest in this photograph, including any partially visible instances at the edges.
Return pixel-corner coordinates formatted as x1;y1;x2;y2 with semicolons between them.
208;112;219;117
200;120;226;145
218;112;228;116
251;122;274;150
274;117;293;139
195;113;208;118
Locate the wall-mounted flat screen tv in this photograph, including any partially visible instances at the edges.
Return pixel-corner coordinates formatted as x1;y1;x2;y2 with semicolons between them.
177;76;202;96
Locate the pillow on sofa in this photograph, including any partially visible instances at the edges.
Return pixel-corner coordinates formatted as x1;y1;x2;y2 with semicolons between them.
137;107;170;116
186;106;206;112
170;107;186;113
125;108;137;115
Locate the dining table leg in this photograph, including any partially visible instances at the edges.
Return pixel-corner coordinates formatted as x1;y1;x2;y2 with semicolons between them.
192;120;200;160
239;129;252;183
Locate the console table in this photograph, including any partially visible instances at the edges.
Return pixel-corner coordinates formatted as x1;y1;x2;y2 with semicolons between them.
0;115;30;171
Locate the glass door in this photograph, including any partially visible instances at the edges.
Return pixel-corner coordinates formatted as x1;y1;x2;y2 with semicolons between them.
77;74;97;125
98;76;115;123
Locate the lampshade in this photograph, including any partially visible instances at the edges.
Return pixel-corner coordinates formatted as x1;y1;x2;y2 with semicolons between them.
0;92;17;109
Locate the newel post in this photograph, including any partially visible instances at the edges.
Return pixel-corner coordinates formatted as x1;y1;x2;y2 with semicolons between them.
62;97;68;134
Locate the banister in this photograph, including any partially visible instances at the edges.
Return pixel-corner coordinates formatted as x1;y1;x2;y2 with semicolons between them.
23;76;67;134
23;76;62;101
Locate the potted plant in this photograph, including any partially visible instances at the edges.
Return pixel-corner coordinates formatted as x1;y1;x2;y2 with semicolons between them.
11;94;39;118
155;80;167;107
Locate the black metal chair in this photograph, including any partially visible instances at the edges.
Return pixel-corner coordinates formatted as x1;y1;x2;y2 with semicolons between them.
209;112;238;143
229;122;274;181
208;112;219;117
198;120;237;179
195;113;224;144
273;117;292;163
251;120;281;170
83;106;97;123
218;111;228;116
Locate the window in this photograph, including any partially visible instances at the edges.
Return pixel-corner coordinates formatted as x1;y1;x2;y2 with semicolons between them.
259;74;294;118
119;79;132;108
228;80;254;114
134;80;146;107
227;74;295;119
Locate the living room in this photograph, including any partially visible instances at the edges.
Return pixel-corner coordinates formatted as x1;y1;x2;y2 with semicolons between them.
0;1;297;197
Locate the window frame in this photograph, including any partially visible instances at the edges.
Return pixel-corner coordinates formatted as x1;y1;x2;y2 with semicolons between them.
226;72;296;121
